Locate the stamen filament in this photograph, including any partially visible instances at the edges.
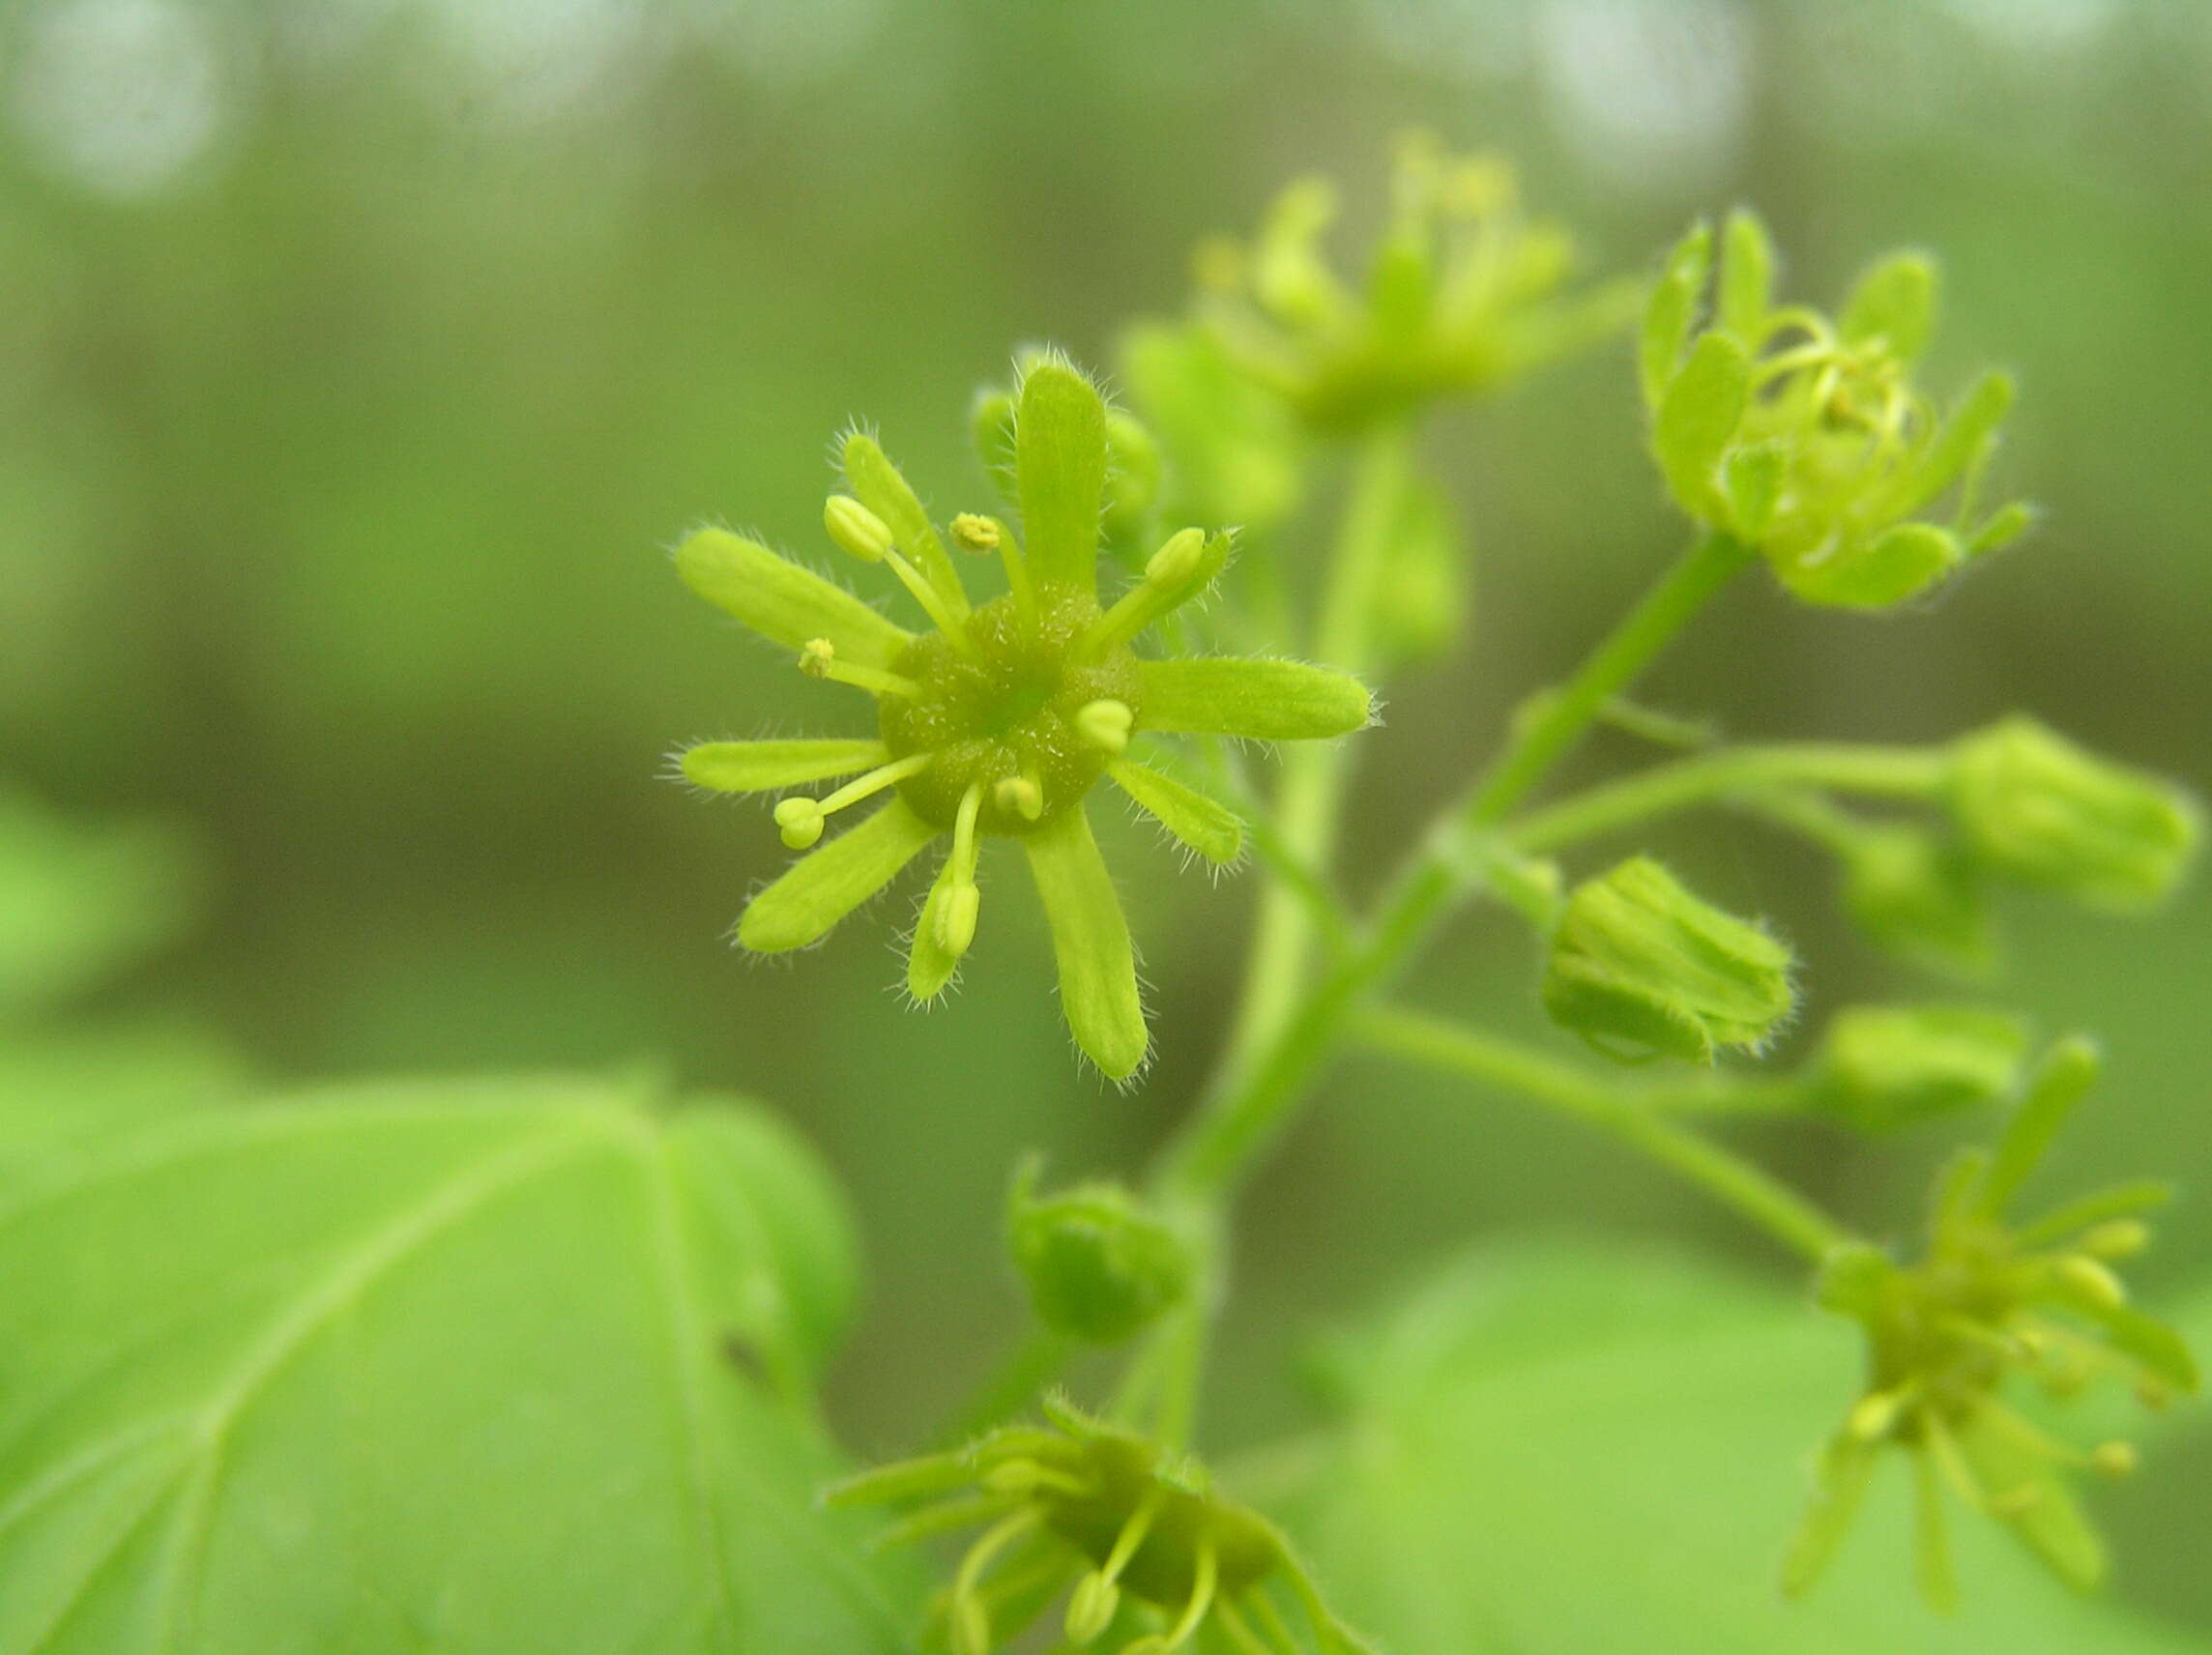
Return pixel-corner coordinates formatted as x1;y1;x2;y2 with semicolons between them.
1157;1536;1217;1651
1210;1595;1276;1655
955;512;1036;625
948;1508;1043;1655
1098;1489;1163;1589
775;754;933;850
799;639;919;698
886;547;980;652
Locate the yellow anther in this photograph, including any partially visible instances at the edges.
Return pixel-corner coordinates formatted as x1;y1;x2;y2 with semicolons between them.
2079;1220;2151;1261
951;513;1001;555
799;638;836;679
773;798;825;851
1074;699;1134;755
2091;1440;2139;1478
2137;1375;2175;1410
2055;1254;2127;1311
995;776;1043;822
1144;527;1206;590
1063;1572;1121;1646
825;494;893;563
1848;1387;1907;1441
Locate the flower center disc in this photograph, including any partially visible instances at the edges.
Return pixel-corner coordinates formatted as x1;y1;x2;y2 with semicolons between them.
880;585;1142;834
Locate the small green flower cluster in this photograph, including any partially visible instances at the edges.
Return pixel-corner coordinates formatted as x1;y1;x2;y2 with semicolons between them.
1644;211;2030;608
675;356;1372;1079
1787;1040;2197;1611
828;1395;1374;1655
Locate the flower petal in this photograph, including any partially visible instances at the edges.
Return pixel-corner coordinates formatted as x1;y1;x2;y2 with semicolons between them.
1021;807;1146;1080
1956;1406;2106;1591
1780;1430;1880;1599
841;433;967;612
1109;759;1243;865
1015;359;1107;592
737;799;939;952
677;528;913;668
681;739;888;795
1137;658;1374;740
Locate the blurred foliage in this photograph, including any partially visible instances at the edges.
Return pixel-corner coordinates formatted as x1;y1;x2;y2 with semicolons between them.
2;0;2208;1637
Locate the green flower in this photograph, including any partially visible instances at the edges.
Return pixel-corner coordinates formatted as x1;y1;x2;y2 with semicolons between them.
1179;132;1638;434
674;356;1373;1079
1541;857;1797;1063
827;1393;1375;1655
1644;210;2030;608
1785;1038;2199;1611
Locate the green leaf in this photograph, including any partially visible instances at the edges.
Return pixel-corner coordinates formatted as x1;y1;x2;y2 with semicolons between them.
1020;806;1145;1081
0;790;207;1021
1652;332;1749;519
1718;209;1775;342
1136;658;1373;741
1640;221;1712;411
1015;359;1108;592
681;739;889;795
1108;759;1244;865
0;1077;918;1654
0;1022;247;1197
840;433;964;608
1281;1246;2203;1654
676;528;914;669
1842;251;1940;362
736;799;940;953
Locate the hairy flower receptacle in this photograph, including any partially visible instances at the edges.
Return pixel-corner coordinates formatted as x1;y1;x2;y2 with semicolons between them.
879;585;1144;837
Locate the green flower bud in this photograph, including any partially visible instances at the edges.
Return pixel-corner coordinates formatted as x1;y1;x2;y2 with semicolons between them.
1837;824;1994;976
1006;1162;1195;1346
1950;716;2199;910
1811;1004;2027;1133
1541;857;1796;1064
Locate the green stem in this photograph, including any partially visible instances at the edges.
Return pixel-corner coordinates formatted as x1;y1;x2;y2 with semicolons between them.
940;1326;1070;1446
1354;1006;1852;1261
1154;530;1755;1204
1214;426;1412;1083
1508;742;1949;854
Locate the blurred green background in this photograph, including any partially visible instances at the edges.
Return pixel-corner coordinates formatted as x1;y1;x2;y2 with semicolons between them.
4;0;2208;1631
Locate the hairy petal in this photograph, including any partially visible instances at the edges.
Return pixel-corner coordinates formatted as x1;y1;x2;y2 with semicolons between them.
737;799;940;952
1022;807;1146;1080
1109;759;1243;865
842;432;966;610
677;527;913;668
1015;359;1108;592
1137;658;1374;740
681;739;889;795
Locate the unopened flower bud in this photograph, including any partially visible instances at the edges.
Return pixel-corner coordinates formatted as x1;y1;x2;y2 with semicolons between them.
1812;1004;2026;1133
1950;716;2199;910
824;494;894;563
1837;826;1993;976
1006;1161;1195;1346
1541;857;1796;1063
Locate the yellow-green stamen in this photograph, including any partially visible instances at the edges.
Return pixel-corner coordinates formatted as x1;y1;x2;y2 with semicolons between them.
799;638;920;698
775;753;933;850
